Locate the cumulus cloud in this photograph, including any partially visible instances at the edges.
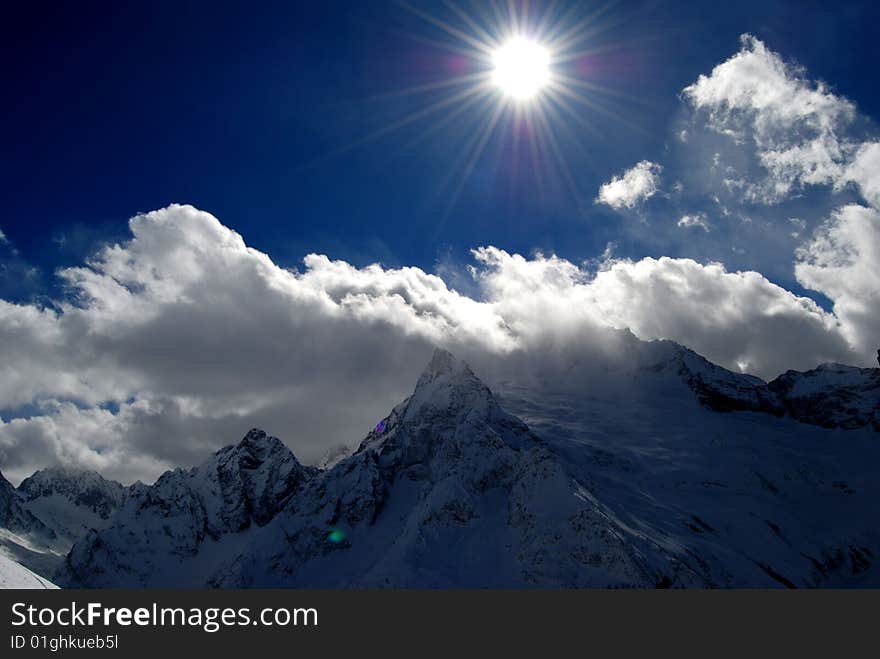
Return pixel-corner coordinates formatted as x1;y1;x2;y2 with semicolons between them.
795;204;880;356
596;161;662;209
589;256;856;377
680;33;880;214
0;204;871;484
0;229;6;244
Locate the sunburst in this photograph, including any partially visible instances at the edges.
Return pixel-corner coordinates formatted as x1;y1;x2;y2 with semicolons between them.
326;1;641;219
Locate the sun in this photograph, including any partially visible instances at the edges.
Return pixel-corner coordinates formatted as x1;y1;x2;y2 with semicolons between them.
491;37;551;101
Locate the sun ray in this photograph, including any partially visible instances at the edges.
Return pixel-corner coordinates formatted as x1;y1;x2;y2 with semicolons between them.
391;87;497;160
362;71;488;103
547;79;652;138
443;0;497;47
397;0;495;55
532;99;585;211
300;1;653;218
319;83;489;163
438;98;508;225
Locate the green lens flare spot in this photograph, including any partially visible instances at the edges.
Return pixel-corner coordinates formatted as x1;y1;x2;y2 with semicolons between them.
327;528;346;543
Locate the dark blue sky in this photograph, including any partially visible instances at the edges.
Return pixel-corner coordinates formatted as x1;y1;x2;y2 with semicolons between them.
2;0;878;301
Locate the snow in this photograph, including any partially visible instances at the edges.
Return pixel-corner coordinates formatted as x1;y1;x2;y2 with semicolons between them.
317;444;355;470
0;552;57;589
0;466;130;579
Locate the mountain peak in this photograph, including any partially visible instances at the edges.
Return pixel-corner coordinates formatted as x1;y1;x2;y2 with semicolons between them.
419;347;472;381
407;348;492;415
239;427;269;445
225;428;291;462
18;466;128;521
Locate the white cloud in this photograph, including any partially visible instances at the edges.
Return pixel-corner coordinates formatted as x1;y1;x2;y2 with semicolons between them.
0;229;6;244
845;141;880;210
588;256;855;377
678;213;710;232
795;204;880;356
0;204;870;484
683;34;858;205
596;161;662;209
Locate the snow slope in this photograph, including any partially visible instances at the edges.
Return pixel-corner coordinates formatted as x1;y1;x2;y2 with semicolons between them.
0;552;58;589
494;342;880;587
0;470;63;577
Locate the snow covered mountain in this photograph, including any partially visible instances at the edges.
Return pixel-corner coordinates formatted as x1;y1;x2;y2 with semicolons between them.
62;429;316;587
0;466;130;581
58;346;880;588
18;467;128;542
0;470;62;578
635;339;879;428
0;470;48;537
769;363;880;430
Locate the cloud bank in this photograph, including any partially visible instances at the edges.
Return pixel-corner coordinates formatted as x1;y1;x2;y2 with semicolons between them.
0;203;870;484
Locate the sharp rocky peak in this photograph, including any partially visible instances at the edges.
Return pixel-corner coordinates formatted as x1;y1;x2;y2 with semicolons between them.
415;347;481;388
356;347;539;461
217;428;291;465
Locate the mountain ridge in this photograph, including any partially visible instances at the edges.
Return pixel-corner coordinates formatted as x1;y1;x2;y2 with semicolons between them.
55;346;880;588
2;340;878;588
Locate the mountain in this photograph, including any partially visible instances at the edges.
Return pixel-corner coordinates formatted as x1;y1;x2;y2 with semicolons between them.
643;341;880;429
0;553;58;589
670;345;786;416
18;467;128;543
24;343;880;588
0;466;130;580
64;349;703;588
62;429;316;587
769;363;880;430
0;470;62;577
0;470;48;536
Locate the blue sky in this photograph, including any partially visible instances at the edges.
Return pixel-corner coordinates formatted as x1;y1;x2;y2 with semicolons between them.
2;1;879;482
2;0;878;297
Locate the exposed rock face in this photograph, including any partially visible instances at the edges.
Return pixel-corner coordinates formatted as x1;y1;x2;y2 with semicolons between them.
208;428;316;528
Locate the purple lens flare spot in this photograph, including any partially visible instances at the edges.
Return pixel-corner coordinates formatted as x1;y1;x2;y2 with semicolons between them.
374;419;387;434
